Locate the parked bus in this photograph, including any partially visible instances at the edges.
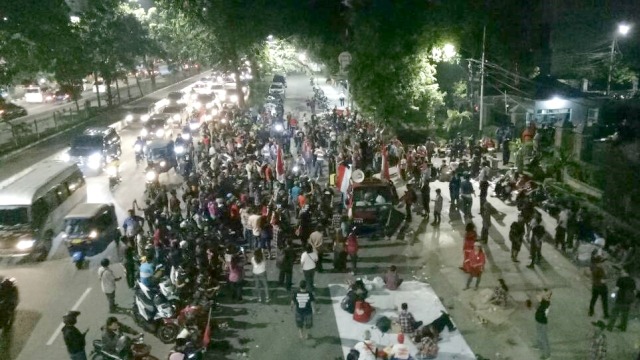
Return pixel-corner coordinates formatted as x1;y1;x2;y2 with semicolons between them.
0;161;87;260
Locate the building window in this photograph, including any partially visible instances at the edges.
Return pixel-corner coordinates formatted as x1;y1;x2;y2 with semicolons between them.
534;108;571;126
587;108;599;125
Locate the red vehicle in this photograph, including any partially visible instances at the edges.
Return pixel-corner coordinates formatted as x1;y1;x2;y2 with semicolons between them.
346;173;398;234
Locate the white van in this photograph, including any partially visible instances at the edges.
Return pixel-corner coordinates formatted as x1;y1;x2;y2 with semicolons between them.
24;86;44;103
0;161;87;260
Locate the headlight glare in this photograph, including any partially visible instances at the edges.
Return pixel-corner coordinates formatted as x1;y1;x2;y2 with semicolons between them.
16;240;35;250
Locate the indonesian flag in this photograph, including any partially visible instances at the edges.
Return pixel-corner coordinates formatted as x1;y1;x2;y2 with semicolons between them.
202;306;212;348
381;144;390;181
276;144;285;183
336;163;352;194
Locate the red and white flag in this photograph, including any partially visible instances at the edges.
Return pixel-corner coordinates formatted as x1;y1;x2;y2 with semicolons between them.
336;163;352;194
276;144;285;183
381;144;390;181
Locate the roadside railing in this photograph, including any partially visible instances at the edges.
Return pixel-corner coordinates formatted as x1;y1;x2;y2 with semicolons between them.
0;71;198;156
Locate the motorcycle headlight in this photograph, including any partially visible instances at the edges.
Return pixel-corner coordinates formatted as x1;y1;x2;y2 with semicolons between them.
141;114;150;122
160;160;167;168
146;170;157;182
190;122;200;130
125;114;134;122
134;144;142;152
88;153;102;169
210;108;218;116
193;101;202;109
274;123;283;132
173;114;180;121
156;129;165;137
175;146;185;154
61;152;71;162
293;165;299;172
181;132;190;140
16;240;35;250
88;230;98;239
141;128;148;137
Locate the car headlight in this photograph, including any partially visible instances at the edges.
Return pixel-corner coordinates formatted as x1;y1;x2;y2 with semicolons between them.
173;114;180;121
141;128;148;137
146;170;157;182
141;114;150;122
175;146;185;154
88;230;98;239
62;152;71;162
88;153;102;169
160;160;167;167
156;129;165;137
125;114;134;122
189;122;200;130
106;165;118;177
16;240;35;250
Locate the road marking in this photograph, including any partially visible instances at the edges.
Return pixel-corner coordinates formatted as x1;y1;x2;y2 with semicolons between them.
46;287;92;346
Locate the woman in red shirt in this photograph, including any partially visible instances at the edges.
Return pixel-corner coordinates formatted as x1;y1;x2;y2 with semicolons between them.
464;242;486;290
461;223;477;273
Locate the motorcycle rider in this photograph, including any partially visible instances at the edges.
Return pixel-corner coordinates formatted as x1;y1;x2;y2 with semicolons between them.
62;311;88;360
101;317;141;358
133;136;145;163
122;209;144;242
168;338;188;360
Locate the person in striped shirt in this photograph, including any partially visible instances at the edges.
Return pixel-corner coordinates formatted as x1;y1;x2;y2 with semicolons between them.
291;280;317;339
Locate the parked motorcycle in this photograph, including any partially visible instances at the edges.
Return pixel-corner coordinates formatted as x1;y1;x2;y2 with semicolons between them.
133;281;180;344
90;334;159;360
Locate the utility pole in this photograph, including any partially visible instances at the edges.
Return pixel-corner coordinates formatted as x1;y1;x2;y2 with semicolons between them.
606;37;616;96
479;26;486;133
504;90;508;114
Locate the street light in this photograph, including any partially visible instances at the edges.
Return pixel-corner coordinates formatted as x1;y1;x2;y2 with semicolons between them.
607;23;631;95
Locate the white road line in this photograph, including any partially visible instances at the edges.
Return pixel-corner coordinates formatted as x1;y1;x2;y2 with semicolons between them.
46;287;92;346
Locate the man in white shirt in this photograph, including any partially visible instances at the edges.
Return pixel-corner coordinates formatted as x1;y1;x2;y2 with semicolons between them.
555;208;570;251
98;258;120;313
353;330;377;360
300;244;318;294
387;332;411;360
313;147;326;178
248;212;262;251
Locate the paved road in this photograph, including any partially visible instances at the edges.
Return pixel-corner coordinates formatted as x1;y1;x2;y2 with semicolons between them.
1;74;637;360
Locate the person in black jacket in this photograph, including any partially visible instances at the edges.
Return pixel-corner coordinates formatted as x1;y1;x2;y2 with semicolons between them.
277;239;296;291
61;311;88;360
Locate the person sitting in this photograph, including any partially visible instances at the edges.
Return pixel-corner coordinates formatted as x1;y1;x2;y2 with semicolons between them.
489;278;509;307
426;311;457;334
384;265;403;290
101;317;141;358
398;302;423;334
387;333;412;360
414;325;439;359
353;330;378;360
341;279;369;314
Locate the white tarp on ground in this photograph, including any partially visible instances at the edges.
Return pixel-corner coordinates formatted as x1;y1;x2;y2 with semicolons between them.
329;280;476;360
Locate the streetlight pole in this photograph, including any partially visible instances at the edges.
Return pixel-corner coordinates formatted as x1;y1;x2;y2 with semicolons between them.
479;26;486;133
607;23;631;96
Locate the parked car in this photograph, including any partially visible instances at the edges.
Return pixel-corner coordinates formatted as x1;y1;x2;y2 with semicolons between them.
272;74;287;88
269;83;285;97
0;102;28;120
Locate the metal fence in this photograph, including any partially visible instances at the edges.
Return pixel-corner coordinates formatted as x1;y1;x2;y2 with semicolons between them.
0;71;197;156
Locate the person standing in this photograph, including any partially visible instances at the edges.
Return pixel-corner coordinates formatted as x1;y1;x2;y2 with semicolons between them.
353;330;378;360
464;242;486;290
308;226;324;273
449;173;461;207
589;320;607;360
420;172;430;218
300;244;318;294
527;223;545;269
509;215;525;262
400;183;417;222
227;255;244;302
278;239;296;292
460;223;477;272
555;208;569;251
502;138;511;164
291;280;316;340
607;267;636;331
588;255;609;318
122;241;136;289
338;92;346;107
62;311;88;360
477;161;490;211
251;249;270;303
534;289;552;360
460;173;475;218
98;258;120;313
431;188;443;226
346;229;359;275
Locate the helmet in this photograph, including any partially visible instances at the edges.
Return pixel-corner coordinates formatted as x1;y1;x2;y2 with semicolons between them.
100;258;110;267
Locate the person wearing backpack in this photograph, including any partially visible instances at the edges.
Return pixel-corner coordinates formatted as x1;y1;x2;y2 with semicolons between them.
346;229;359;275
